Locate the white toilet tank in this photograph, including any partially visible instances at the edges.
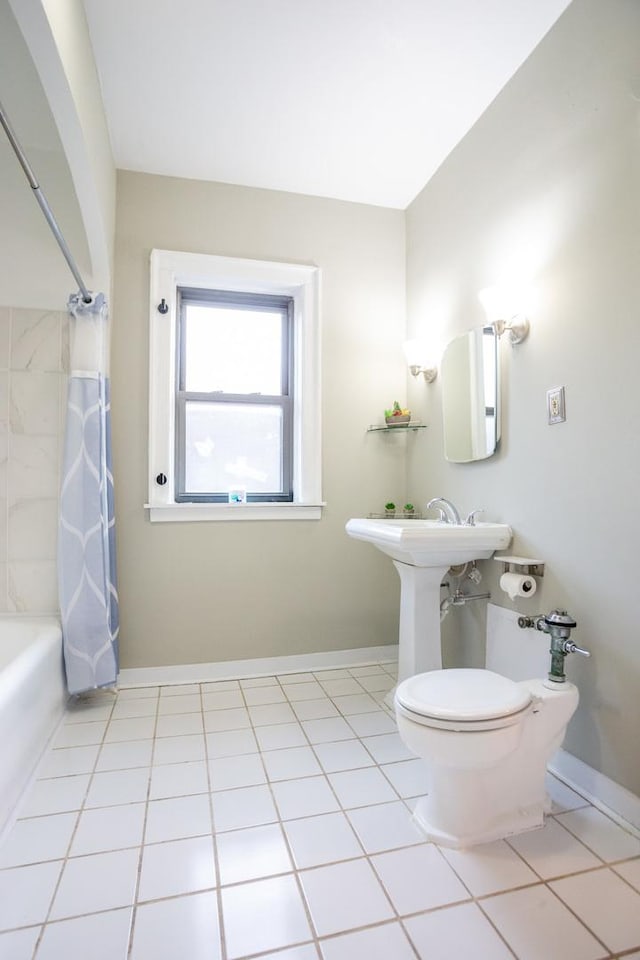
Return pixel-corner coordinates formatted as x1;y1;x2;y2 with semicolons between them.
486;603;549;680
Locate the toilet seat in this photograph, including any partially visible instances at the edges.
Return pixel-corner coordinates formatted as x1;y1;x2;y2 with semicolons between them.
395;669;533;732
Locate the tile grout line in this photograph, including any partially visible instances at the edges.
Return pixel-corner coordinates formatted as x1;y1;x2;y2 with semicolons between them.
243;671;424;958
237;673;344;959
29;689;119;958
267;682;404;960
215;670;403;957
204;678;230;960
502;822;604;884
296;668;630;960
549;807;640;859
426;843;519;959
380;820;526;959
2;668;640;958
432;835;614;960
124;687;161;959
5;690;159;946
5;740;419;865
542;880;616;959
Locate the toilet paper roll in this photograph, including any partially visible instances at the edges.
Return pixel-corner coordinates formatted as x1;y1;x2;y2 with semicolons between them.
499;572;537;601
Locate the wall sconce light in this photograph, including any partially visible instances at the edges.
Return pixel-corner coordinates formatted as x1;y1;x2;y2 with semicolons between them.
478;286;530;345
403;339;437;382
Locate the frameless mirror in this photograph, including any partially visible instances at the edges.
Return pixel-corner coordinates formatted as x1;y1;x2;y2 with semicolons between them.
441;326;499;463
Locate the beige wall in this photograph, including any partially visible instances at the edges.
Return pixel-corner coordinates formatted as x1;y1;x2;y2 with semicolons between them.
405;0;640;794
113;173;407;669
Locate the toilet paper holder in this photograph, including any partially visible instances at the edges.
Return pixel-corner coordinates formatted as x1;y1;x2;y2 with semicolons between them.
494;555;545;578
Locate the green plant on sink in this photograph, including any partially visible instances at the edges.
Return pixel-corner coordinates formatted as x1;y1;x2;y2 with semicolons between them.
384;501;396;517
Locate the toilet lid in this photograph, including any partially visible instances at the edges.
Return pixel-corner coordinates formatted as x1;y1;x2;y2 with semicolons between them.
396;669;532;722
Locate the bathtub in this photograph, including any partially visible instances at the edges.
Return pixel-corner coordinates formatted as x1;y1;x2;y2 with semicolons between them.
0;617;67;836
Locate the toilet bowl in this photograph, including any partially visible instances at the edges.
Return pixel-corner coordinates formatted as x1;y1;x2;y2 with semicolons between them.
395;668;579;848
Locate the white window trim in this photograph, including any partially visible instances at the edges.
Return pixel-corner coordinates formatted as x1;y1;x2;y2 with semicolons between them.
147;249;323;522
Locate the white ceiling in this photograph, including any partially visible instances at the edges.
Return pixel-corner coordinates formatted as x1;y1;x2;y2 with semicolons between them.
82;0;572;210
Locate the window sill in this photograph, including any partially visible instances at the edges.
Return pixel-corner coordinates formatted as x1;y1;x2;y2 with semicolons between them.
145;502;325;523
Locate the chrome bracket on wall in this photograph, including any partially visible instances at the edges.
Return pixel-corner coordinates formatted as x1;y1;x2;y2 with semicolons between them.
494;555;545;578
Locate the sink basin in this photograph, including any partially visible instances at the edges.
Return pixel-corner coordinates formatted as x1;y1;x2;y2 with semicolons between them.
345;518;512;567
346;516;512;684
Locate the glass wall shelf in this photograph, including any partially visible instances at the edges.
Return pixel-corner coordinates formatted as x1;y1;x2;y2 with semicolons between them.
367;512;424;519
367;421;426;433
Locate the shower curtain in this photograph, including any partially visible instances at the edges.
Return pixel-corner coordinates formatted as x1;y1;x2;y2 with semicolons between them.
58;293;119;694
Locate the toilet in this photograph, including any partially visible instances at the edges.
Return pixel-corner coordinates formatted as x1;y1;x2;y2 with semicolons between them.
395;667;579;848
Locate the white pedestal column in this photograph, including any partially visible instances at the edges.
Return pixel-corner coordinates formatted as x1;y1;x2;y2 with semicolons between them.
393;560;449;683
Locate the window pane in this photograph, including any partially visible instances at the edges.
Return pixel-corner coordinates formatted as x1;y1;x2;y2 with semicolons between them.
184;402;283;494
184;304;283;394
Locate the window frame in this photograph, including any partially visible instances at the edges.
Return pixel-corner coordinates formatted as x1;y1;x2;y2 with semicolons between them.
148;249;322;522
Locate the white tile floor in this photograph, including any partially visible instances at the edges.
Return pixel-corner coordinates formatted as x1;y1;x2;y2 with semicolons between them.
1;662;640;959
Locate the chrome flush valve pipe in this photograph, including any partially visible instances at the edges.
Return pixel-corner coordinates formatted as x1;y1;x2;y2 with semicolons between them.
518;610;590;683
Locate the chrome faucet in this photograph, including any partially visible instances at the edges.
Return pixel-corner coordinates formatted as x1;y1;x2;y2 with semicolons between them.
426;497;462;525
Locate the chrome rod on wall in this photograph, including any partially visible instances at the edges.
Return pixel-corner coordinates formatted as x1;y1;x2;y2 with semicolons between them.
0;98;92;303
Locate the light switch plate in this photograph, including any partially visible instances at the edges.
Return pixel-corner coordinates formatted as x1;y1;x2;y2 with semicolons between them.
547;386;566;424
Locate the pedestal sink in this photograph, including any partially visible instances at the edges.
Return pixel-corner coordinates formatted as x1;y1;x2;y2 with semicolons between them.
346;518;512;683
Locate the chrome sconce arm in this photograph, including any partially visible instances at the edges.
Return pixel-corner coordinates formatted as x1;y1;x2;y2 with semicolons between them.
403;339;437;382
408;363;437;382
478;286;532;345
491;314;530;345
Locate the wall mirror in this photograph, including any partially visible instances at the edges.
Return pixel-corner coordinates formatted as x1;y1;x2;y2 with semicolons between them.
441;325;499;463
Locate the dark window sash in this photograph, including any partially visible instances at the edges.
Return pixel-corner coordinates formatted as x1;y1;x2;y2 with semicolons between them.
175;287;294;502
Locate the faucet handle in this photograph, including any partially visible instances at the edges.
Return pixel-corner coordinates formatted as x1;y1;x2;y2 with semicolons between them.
464;509;484;526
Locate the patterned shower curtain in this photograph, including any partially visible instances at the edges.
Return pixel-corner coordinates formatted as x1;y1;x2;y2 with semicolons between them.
58;293;119;694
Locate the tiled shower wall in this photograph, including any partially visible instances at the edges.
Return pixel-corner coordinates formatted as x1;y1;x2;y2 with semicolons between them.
0;305;68;613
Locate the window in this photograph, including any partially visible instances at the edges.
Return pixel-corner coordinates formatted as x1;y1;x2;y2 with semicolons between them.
148;250;322;521
176;288;294;502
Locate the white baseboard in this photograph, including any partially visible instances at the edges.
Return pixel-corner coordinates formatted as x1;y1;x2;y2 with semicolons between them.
118;644;399;688
549;748;640;836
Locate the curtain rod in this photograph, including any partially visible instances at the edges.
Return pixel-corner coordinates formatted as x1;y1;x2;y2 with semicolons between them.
0;98;92;303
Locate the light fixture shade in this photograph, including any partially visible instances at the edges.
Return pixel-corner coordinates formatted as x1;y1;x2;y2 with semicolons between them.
478;285;517;322
478;285;532;344
403;338;437;381
403;338;428;367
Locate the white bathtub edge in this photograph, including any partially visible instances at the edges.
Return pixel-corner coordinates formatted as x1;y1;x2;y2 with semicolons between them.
0;618;67;838
0;706;68;848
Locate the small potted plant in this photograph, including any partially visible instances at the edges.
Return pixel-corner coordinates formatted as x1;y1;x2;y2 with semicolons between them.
384;502;396;517
403;502;416;518
384;401;411;426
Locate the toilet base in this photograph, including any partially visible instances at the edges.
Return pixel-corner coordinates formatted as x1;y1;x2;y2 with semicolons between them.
395;676;579;849
411;793;548;849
